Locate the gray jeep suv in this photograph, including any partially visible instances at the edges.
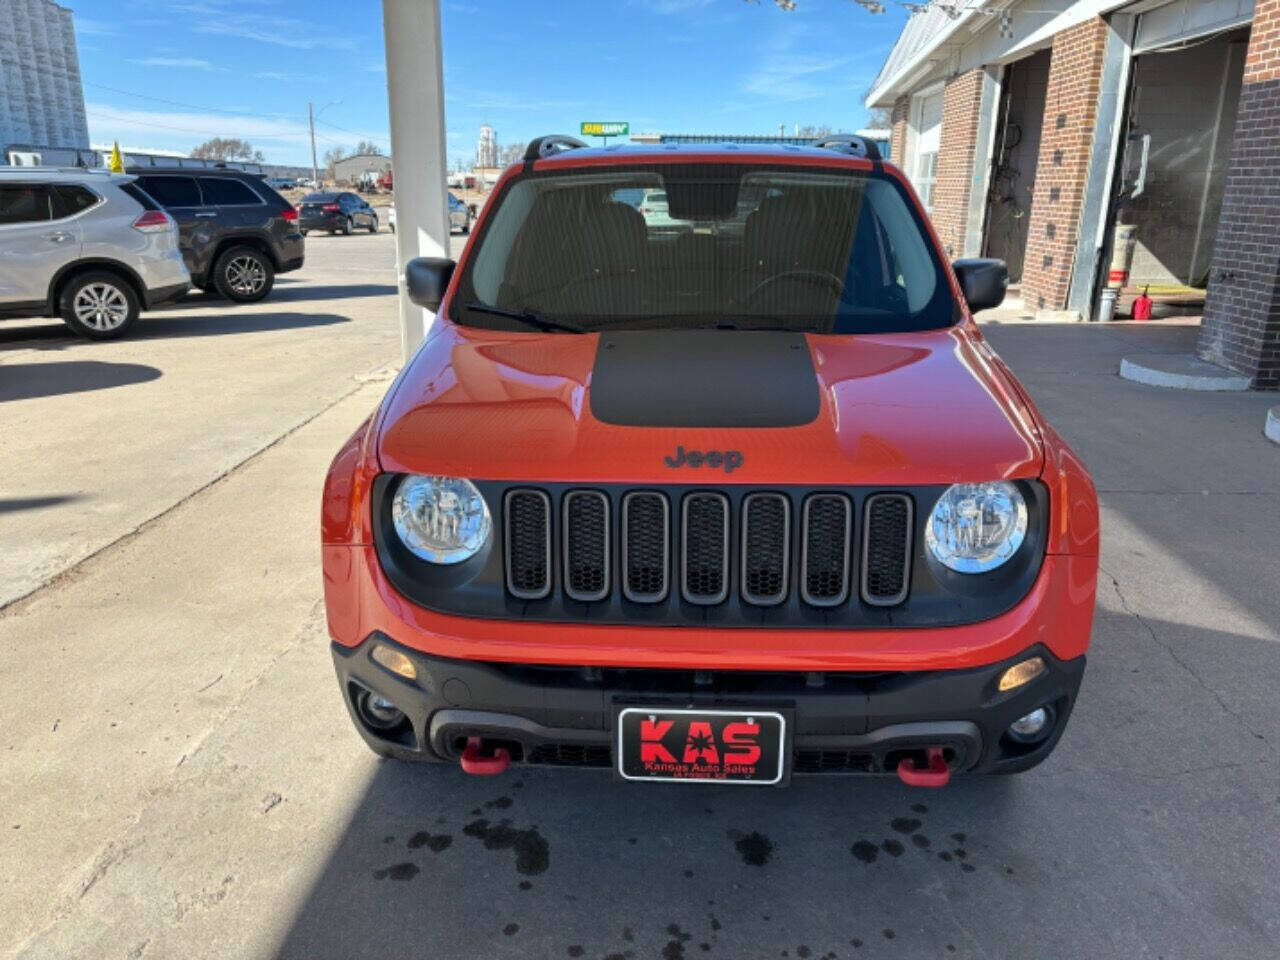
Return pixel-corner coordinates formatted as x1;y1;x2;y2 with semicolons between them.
0;168;191;339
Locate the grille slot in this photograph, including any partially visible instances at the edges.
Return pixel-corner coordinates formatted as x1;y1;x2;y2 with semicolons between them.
741;493;789;605
562;490;610;602
527;743;612;767
861;493;913;606
621;492;670;603
800;494;852;607
681;492;730;605
504;489;552;599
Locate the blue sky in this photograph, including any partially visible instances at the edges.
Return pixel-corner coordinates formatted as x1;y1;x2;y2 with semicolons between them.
71;0;907;168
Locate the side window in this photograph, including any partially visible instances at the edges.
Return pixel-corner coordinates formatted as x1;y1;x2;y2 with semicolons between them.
135;176;201;208
0;185;53;224
198;177;262;206
51;185;100;218
119;182;159;211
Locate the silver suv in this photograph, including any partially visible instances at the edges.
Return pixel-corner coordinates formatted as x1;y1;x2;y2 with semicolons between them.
0;168;191;339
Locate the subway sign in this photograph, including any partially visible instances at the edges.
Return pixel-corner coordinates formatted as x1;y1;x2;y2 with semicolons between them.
580;121;629;137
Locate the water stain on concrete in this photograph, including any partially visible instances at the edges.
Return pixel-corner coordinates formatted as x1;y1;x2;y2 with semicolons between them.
462;818;550;875
407;831;452;852
503;923;519;936
851;840;878;863
731;830;774;866
371;862;419;881
881;838;905;857
485;795;513;810
890;817;922;834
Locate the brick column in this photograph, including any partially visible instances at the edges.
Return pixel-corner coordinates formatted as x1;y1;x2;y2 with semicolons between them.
1197;0;1280;389
1021;16;1110;313
930;69;986;259
889;94;910;166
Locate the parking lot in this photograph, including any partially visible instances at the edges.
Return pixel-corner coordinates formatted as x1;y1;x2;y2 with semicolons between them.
2;236;1278;959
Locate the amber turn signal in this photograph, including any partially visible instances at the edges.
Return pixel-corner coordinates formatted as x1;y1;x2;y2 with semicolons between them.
371;643;417;680
998;656;1046;692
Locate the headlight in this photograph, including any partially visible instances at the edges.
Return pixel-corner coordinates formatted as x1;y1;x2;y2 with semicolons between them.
925;481;1027;573
391;475;491;564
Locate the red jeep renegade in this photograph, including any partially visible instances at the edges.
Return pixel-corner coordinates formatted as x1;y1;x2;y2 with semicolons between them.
321;135;1099;787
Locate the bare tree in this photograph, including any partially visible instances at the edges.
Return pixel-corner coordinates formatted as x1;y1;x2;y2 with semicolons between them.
498;141;526;167
795;124;835;138
191;137;265;162
322;146;346;178
353;140;383;156
865;106;893;128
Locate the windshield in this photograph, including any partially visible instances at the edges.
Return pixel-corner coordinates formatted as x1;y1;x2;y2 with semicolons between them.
451;163;955;334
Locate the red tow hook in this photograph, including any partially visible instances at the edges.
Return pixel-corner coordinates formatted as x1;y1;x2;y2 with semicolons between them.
896;747;951;788
460;736;510;776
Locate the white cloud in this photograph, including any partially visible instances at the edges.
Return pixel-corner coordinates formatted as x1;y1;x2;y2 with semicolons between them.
74;18;118;36
85;102;314;152
192;19;357;50
126;57;218;70
253;71;323;83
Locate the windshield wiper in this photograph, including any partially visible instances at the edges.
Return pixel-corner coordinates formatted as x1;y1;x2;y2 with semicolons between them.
461;302;586;334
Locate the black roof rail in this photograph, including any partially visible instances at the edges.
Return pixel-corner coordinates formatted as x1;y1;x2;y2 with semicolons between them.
813;135;881;162
523;135;588;164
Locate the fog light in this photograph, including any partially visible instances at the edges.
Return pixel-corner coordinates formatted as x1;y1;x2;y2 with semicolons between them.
998;656;1046;692
1008;706;1052;743
357;689;406;730
371;643;417;681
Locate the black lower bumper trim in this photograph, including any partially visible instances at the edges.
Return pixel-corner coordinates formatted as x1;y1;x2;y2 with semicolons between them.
332;637;1085;776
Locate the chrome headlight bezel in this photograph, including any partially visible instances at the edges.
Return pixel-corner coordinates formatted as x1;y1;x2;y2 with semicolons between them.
924;481;1028;574
391;474;492;565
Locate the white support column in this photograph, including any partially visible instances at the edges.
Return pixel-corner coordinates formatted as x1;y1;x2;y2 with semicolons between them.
382;0;450;361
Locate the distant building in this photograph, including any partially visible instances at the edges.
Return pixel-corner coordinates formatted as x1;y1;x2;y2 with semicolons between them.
0;0;90;160
476;124;497;168
331;152;391;185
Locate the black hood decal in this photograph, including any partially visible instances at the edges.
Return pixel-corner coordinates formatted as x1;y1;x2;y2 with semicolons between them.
589;329;820;428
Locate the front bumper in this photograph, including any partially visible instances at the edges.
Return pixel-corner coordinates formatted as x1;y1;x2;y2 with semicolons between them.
333;634;1085;777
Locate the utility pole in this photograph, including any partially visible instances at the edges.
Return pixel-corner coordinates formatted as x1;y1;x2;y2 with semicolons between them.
308;101;318;186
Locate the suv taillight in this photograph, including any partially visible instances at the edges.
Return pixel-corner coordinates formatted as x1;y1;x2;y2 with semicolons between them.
132;210;171;233
281;207;298;221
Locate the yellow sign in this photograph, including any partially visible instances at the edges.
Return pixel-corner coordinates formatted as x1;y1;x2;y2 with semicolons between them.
580;121;629;137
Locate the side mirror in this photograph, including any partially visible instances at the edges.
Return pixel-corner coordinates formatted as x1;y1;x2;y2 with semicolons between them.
404;257;456;312
952;258;1009;313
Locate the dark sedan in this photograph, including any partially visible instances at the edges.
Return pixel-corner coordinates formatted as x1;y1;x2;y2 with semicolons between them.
297;191;379;235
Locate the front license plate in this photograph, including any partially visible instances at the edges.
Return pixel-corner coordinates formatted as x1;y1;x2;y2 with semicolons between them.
616;707;787;785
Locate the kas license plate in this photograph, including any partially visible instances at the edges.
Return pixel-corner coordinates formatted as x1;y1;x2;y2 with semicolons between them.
615;707;787;784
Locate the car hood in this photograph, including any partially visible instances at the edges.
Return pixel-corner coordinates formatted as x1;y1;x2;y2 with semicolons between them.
377;322;1043;485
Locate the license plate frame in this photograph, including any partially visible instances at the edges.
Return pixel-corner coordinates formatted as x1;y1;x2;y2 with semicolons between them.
614;706;789;786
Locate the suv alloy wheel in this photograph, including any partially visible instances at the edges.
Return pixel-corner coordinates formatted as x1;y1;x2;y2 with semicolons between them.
213;245;274;303
59;271;141;340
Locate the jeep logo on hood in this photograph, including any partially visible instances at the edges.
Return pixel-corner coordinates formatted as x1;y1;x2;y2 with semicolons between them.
664;445;743;474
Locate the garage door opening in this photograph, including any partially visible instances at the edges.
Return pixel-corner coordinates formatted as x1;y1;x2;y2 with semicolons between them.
1109;26;1249;314
983;49;1050;285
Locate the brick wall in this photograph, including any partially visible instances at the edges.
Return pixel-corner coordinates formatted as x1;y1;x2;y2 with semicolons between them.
1020;16;1110;312
931;69;986;258
889;95;910;166
1197;0;1280;388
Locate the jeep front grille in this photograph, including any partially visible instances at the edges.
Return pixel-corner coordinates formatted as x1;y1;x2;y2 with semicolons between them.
800;494;852;606
682;492;730;604
622;491;669;602
504;489;551;599
563;490;609;601
861;493;913;606
500;486;917;613
741;493;789;605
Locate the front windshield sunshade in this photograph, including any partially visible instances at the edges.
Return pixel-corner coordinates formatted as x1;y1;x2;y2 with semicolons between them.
453;163;956;335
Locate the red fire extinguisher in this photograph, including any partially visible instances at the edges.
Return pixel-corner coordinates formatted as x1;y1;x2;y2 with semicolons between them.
1133;285;1153;321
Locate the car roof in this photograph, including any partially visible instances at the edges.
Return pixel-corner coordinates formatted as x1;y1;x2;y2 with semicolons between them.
0;167;134;183
529;142;887;171
126;166;262;179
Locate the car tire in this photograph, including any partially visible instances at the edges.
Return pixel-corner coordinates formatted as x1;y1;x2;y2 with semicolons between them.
342;216;353;236
212;245;275;303
389;222;395;233
300;228;308;236
368;216;378;234
462;219;471;235
59;271;141;340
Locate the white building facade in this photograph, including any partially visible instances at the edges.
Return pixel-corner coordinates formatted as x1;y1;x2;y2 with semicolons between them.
0;0;89;154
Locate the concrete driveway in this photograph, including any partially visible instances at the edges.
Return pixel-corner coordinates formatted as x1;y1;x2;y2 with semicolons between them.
2;290;1277;957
